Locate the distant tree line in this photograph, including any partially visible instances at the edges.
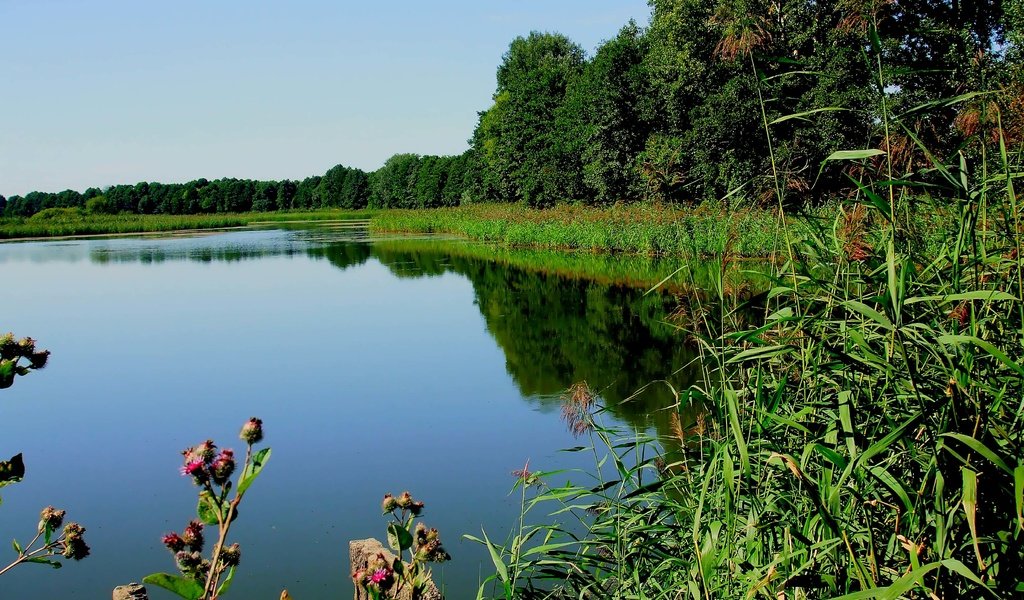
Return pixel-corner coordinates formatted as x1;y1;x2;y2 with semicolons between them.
3;0;1021;217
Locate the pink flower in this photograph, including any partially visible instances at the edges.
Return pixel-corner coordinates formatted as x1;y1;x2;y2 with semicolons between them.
369;568;390;584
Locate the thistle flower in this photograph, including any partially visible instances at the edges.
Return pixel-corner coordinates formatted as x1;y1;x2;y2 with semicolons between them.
181;459;209;485
162;532;186;552
39;506;65;532
396;491;414;509
175;550;202;572
210;449;235;485
0;333;16;359
240;417;263;445
368;567;393;587
61;523;89;561
220;543;242;567
381;493;398;514
182;520;204;551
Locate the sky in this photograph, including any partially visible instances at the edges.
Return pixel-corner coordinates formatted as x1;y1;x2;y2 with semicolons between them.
0;0;652;197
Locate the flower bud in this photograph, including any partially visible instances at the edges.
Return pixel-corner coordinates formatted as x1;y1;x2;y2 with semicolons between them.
210;449;235;485
162;532;186;552
39;506;65;532
182;520;204;551
396;491;413;509
381;493;398;514
220;543;241;567
240;417;263;444
62;523;89;561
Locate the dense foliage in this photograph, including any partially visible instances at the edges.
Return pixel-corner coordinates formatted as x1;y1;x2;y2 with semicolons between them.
6;0;1019;218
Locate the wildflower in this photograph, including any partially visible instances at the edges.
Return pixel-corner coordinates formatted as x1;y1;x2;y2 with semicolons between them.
162;532;186;552
181;459;209;485
182;520;204;551
62;523;89;561
396;491;414;509
351;569;366;585
240;417;263;445
39;506;65;531
210;449;235;485
175;550;202;573
220;543;242;567
368;567;393;589
381;493;398;514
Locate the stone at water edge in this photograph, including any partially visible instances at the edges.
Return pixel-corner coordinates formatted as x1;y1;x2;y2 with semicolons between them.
349;538;443;600
112;583;149;600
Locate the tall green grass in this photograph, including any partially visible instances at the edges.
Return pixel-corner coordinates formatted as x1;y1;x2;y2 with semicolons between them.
469;71;1024;600
370;202;951;259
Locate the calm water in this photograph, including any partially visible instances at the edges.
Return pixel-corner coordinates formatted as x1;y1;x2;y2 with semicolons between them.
0;225;704;599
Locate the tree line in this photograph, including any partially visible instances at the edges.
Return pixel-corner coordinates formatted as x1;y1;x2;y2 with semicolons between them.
3;0;1021;217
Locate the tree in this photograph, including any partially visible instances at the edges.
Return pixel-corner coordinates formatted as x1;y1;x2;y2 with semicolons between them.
476;32;586;207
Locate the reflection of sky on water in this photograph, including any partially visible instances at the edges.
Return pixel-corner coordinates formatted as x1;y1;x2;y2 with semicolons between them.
0;226;695;599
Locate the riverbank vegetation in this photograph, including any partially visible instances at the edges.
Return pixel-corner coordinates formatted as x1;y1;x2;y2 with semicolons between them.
0;208;372;240
465;0;1024;597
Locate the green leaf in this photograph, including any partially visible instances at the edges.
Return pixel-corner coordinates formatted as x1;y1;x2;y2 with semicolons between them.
769;107;846;125
237;447;271;495
143;573;204;600
941;433;1013;475
843;300;893;330
196;491;237;526
824;149;886;162
938;335;1024;378
386;521;414;553
726;345;791;364
217;566;236;596
1015;465;1024;532
0;453;26;486
25;557;62;569
12;538;22;555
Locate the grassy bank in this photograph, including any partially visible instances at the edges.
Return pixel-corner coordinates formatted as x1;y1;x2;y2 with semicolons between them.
368;201;958;258
0;208;374;240
369;202;796;257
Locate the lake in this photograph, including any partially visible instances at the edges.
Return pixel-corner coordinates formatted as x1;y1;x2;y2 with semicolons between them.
0;223;728;599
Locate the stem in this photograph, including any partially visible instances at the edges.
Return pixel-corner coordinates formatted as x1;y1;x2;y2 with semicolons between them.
201;443;252;599
0;539;63;577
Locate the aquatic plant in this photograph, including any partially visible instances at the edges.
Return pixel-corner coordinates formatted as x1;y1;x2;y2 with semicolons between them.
144;418;271;600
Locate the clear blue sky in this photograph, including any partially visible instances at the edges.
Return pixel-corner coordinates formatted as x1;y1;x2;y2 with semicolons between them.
0;0;652;197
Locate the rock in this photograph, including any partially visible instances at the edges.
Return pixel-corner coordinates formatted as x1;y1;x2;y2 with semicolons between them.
112;583;149;600
349;538;443;600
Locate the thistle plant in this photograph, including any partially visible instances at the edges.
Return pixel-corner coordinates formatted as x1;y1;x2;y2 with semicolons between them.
1;335;90;578
0;506;89;576
0;332;50;390
352;492;450;599
144;417;270;600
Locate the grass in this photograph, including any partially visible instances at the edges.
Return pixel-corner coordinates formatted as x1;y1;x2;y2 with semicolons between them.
0;208;374;240
467;62;1024;600
369;201;954;259
370;202;788;257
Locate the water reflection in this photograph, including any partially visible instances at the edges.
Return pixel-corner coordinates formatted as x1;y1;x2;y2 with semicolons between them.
0;226;764;598
6;227;763;437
